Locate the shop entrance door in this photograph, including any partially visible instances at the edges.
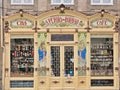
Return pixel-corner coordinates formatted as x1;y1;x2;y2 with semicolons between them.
50;45;76;89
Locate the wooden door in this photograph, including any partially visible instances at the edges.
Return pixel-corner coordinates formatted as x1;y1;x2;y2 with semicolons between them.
49;45;76;89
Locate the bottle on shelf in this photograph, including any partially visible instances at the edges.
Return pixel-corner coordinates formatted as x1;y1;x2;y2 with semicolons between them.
91;38;113;76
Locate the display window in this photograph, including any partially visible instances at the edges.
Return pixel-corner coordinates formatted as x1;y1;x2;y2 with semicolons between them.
91;35;113;76
10;38;34;77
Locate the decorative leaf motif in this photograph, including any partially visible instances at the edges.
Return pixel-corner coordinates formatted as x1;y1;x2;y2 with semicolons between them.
79;21;84;27
40;21;45;26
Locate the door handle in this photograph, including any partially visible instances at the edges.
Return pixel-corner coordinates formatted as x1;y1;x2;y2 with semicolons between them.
46;67;49;71
86;67;89;70
66;80;73;84
52;80;59;84
75;67;78;70
40;81;45;84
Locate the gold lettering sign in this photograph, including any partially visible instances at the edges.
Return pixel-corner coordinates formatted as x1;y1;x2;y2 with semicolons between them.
39;15;85;28
10;18;34;28
91;18;113;28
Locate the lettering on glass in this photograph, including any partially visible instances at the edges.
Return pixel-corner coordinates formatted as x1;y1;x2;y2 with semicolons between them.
91;79;114;86
10;18;34;28
91;18;113;28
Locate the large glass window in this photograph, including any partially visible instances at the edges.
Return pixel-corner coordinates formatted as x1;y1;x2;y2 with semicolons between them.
91;0;113;5
91;35;113;76
10;38;34;77
51;0;74;5
11;0;34;5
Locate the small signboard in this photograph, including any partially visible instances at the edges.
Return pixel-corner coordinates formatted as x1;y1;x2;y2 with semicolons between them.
91;18;113;28
10;18;34;28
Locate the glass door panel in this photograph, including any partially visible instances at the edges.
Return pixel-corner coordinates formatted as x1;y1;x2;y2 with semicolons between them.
64;46;74;77
50;46;75;77
51;46;60;77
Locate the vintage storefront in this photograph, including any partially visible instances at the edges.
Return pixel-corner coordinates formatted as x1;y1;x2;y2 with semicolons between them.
3;9;119;90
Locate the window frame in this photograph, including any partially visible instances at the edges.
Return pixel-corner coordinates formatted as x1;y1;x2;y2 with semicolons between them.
10;36;34;77
51;0;74;5
91;0;113;5
11;0;34;5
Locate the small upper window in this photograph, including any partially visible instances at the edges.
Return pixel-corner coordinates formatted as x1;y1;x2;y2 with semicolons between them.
91;0;113;5
51;0;74;5
11;0;34;5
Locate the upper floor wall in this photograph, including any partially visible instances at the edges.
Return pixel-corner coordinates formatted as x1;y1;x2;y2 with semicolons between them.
0;0;2;16
87;0;120;15
2;0;120;16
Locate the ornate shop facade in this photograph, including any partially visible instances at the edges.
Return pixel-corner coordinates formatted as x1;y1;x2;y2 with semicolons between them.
3;10;119;90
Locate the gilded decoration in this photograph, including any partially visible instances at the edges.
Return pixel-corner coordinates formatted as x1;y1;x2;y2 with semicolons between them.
10;18;34;28
39;15;85;28
90;18;113;28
